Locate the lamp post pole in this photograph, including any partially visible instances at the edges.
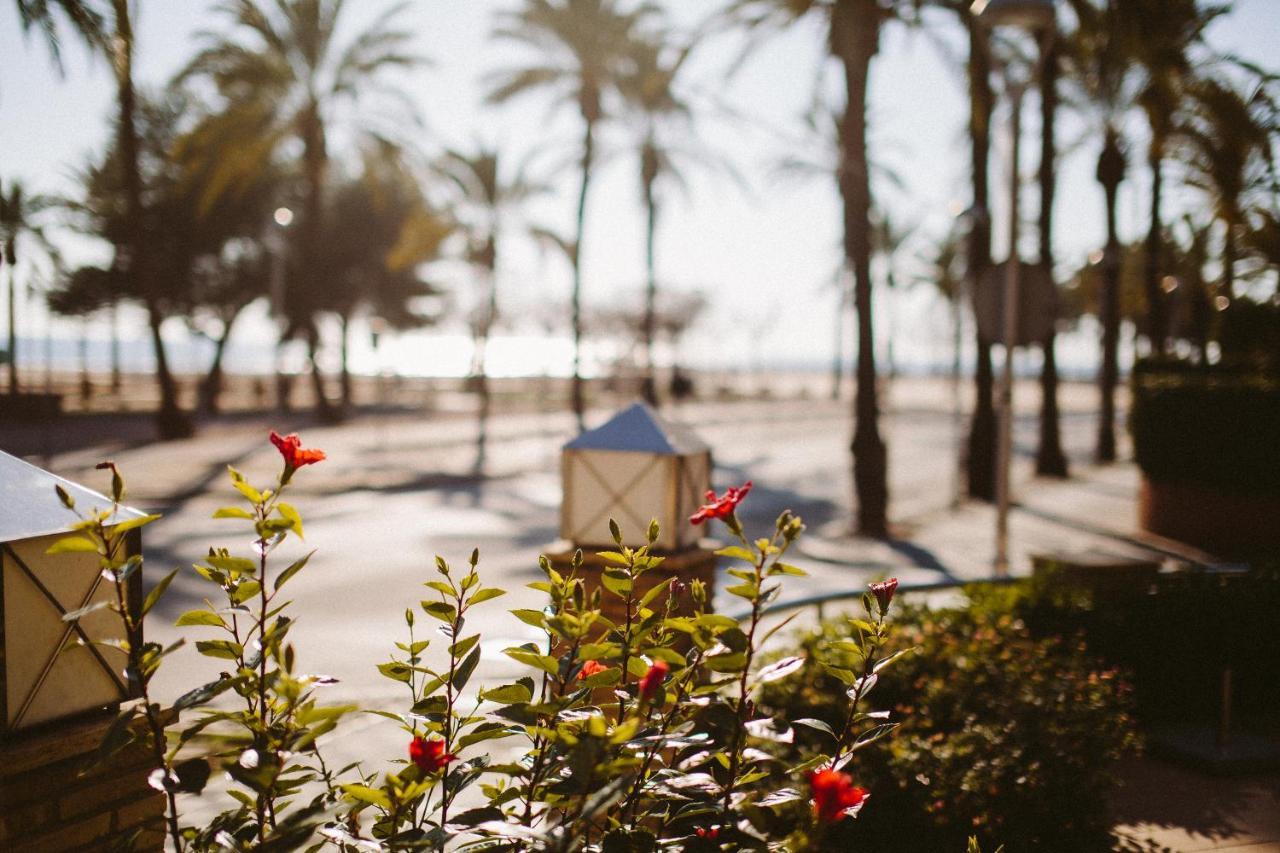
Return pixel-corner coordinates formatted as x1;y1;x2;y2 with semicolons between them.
994;79;1026;577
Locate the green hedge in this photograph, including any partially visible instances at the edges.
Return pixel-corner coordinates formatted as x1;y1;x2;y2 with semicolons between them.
756;591;1138;852
1130;359;1280;496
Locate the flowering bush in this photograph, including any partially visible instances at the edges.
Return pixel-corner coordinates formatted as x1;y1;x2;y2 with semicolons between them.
52;433;923;852
756;590;1138;852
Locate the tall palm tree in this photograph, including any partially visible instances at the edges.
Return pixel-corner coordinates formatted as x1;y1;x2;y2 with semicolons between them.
1036;37;1068;477
1176;75;1279;301
732;0;916;537
957;3;997;500
181;0;423;421
1064;0;1136;463
620;29;702;406
1121;0;1227;353
488;0;657;429
12;0;104;75
435;144;543;434
0;180;58;396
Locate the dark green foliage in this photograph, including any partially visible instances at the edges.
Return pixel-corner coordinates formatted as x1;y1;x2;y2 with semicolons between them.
1131;358;1280;496
757;591;1138;853
1011;568;1280;733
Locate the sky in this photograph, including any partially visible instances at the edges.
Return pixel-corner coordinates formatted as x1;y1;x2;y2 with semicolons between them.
1;0;1278;380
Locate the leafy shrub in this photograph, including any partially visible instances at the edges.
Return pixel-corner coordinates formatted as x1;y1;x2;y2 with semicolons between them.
1010;568;1280;733
756;589;1138;853
1130;358;1280;497
53;435;922;852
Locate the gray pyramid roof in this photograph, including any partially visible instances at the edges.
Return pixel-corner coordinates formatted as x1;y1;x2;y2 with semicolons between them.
0;450;146;542
564;402;709;455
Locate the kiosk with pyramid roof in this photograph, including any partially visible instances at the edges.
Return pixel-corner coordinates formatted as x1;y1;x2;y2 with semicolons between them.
0;450;144;732
560;402;712;551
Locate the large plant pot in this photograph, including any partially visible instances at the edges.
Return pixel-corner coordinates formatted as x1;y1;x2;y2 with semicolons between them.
1139;476;1280;559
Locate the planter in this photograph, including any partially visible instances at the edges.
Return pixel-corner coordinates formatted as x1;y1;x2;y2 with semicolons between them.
1139;476;1280;559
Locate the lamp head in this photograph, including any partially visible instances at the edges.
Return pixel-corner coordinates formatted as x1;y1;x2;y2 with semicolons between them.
970;0;1057;32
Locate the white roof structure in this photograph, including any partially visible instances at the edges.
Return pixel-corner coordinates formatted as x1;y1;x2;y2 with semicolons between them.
0;450;145;542
564;402;709;456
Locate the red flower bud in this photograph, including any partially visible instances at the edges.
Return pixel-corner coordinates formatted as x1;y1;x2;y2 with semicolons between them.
577;660;608;681
695;826;720;839
868;577;899;613
638;659;669;700
409;735;457;774
270;431;326;473
808;768;868;823
689;481;752;526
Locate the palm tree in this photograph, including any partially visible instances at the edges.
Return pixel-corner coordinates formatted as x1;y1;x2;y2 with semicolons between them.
732;0;917;537
0;180;58;396
1176;75;1279;302
181;0;423;421
1035;37;1068;477
487;0;658;429
12;0;104;75
1064;0;1136;463
620;29;705;406
957;2;997;500
1121;0;1227;353
435;144;543;437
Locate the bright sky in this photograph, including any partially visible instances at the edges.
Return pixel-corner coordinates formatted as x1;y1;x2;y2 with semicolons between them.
1;0;1277;379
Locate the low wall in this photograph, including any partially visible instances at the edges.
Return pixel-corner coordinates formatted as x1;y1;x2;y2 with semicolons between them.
1139;476;1280;559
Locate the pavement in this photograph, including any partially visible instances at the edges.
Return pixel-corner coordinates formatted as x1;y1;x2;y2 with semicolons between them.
4;378;1277;851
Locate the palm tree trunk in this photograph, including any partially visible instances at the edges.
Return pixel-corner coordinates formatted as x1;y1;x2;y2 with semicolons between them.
1096;128;1125;464
339;313;352;411
831;280;845;401
1143;132;1169;352
110;300;121;394
834;0;888;537
5;256;16;395
199;309;244;416
477;237;497;432
965;13;996;501
570;114;596;430
1222;218;1237;299
300;99;334;421
1036;39;1068;478
641;143;659;407
113;0;189;439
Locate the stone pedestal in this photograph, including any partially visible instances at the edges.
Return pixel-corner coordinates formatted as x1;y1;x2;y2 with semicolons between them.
0;712;165;851
546;546;720;626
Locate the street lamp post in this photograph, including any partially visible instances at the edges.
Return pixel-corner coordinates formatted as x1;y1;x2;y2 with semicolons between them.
972;0;1056;577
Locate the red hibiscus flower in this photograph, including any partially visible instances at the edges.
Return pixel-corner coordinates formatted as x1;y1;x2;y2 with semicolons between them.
689;481;753;526
638;659;669;700
868;578;899;614
270;431;326;474
577;660;608;681
409;735;457;774
808;768;868;823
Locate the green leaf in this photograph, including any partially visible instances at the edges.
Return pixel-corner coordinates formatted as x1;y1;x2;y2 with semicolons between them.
231;475;263;503
456;722;512;750
276;502;303;538
111;513;161;534
791;718;837;740
206;554;257;575
231;580;261;604
377;661;414;683
510;609;548;629
450;634;480;659
213;506;254;520
195;640;243;660
767;562;808;577
176;609;226;628
340;784;392;810
469;587;506;605
481;682;533;704
274;551;314;592
422;601;457;622
503;648;558;675
55;484;75;509
639;577;674;609
142;569;178;617
452;645;482;691
725;581;759;599
45;536;97;555
601;568;632;597
715;546;757;563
